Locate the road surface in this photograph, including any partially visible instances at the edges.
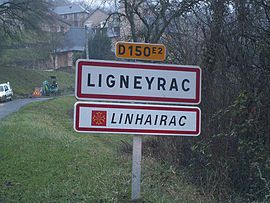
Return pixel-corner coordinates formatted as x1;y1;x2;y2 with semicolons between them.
0;98;51;120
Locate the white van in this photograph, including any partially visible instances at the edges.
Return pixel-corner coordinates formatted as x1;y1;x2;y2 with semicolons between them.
0;82;13;102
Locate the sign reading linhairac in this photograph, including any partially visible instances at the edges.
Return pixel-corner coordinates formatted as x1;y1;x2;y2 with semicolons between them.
74;102;201;136
75;59;201;105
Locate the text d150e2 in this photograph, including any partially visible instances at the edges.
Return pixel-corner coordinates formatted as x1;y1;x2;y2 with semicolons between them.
115;41;166;61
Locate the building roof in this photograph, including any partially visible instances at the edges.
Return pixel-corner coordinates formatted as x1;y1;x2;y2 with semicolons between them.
57;27;86;52
52;4;89;15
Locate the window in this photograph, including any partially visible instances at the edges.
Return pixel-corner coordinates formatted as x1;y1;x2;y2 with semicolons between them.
0;86;3;92
4;85;8;91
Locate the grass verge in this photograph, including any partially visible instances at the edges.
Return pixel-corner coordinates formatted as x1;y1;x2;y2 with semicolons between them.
0;96;211;202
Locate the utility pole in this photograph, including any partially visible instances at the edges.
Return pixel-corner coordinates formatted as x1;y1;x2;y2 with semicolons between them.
85;25;89;59
114;0;117;12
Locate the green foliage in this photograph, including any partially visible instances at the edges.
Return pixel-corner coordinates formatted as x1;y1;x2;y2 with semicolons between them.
88;30;114;60
72;52;85;65
0;0;53;38
0;0;57;63
215;92;270;201
144;0;270;201
146;92;270;201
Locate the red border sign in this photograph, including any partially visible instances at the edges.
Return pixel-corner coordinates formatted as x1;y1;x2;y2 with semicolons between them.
74;102;201;136
76;59;201;105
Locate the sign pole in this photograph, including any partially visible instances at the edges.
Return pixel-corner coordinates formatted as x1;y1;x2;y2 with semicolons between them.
131;135;142;200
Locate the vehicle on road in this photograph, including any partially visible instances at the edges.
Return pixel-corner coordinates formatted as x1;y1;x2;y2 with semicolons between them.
42;76;59;95
0;82;13;102
32;76;59;97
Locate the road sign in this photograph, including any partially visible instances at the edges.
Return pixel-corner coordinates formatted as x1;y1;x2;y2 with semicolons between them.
76;59;201;105
115;41;166;61
74;102;201;136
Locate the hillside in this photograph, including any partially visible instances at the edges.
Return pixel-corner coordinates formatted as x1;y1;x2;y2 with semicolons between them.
0;66;74;98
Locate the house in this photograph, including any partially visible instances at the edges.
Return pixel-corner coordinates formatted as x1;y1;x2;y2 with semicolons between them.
83;9;120;38
49;4;89;69
53;27;86;69
83;9;120;53
51;4;89;27
83;8;107;28
50;5;121;69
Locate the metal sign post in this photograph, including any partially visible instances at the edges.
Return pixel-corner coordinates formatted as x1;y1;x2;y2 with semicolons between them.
131;135;142;200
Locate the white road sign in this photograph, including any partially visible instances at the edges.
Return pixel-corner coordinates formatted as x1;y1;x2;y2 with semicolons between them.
74;102;201;136
76;59;201;105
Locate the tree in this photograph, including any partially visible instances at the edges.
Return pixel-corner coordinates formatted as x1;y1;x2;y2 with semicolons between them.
0;0;53;38
139;0;270;201
88;30;114;60
0;0;56;66
47;31;64;69
109;0;201;43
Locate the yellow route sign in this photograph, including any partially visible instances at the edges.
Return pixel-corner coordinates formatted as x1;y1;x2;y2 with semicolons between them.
115;41;166;61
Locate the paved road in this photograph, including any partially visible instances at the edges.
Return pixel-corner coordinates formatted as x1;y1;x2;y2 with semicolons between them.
0;98;51;120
